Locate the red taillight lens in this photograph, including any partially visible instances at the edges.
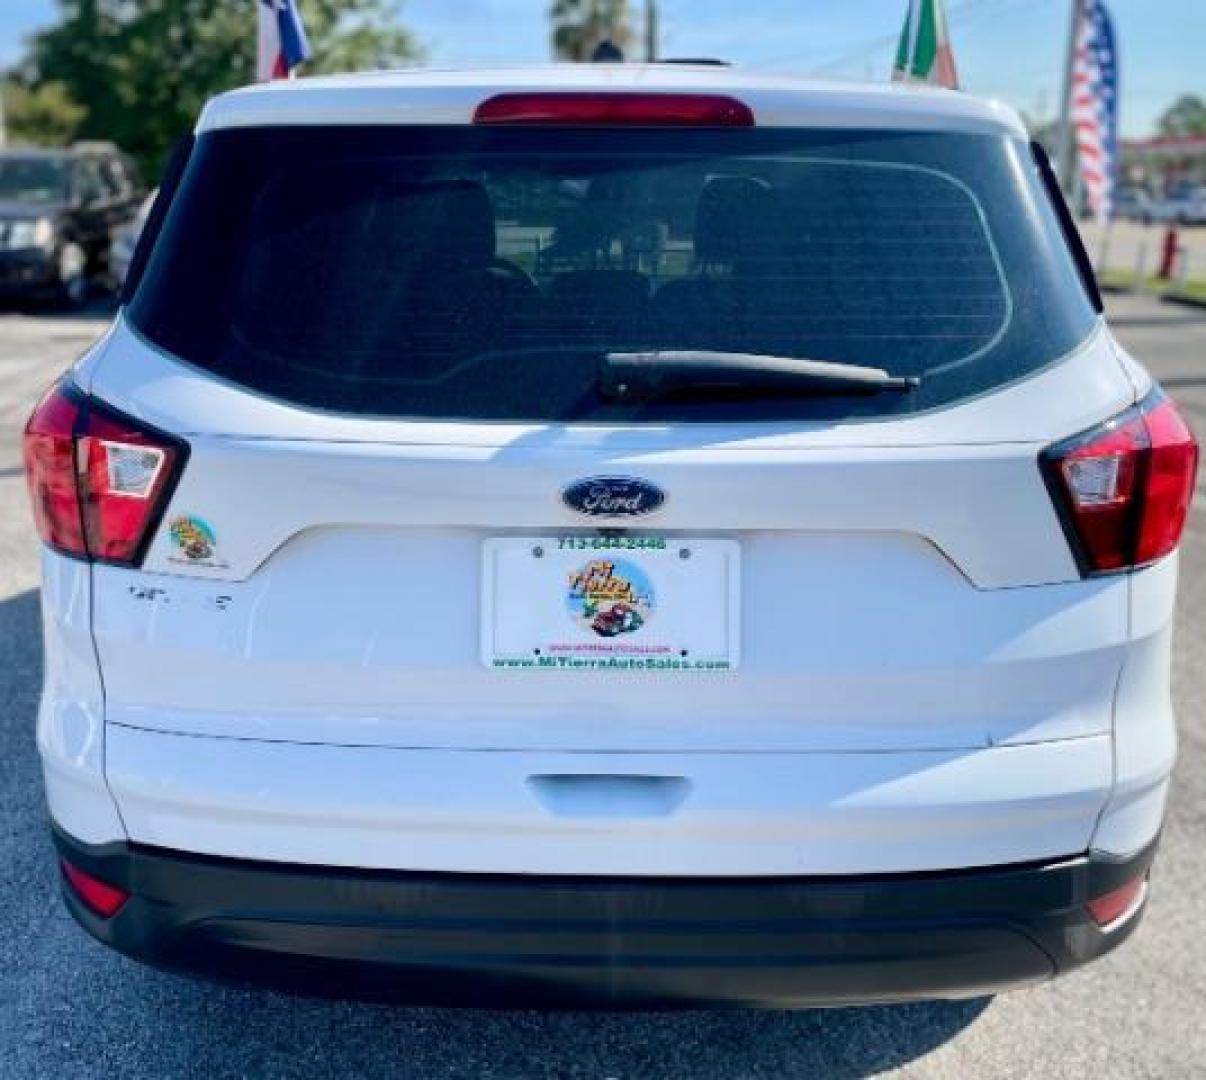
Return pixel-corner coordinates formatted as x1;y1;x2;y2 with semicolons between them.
1136;399;1198;564
23;380;186;566
1086;874;1148;929
61;858;129;918
23;381;86;556
473;92;755;127
1042;390;1198;574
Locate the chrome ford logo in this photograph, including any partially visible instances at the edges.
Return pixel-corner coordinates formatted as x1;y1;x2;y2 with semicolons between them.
562;476;666;517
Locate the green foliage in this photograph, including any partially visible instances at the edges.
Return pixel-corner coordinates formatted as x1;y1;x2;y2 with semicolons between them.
11;0;423;179
1157;94;1206;139
550;0;633;61
2;80;86;146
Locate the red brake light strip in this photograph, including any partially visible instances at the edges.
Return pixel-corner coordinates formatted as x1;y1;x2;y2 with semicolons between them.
473;92;755;128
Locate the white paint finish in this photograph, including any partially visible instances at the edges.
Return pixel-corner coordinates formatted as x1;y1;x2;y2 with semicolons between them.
1092;778;1169;858
105;724;1110;875
37;552;104;776
68;320;118;393
1111;340;1156;401
135;436;1075;588
1090;557;1179;856
83;325;1140;593
36;551;125;844
195;65;1029;139
41;764;127;846
93;529;1128;754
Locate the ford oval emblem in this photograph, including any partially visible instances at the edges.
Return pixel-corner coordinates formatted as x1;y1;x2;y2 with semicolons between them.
562;476;666;518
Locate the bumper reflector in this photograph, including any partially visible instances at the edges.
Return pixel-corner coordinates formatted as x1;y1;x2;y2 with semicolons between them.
1086;874;1148;929
61;859;129;918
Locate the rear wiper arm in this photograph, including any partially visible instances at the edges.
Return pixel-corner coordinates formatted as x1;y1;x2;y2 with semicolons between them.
600;351;920;400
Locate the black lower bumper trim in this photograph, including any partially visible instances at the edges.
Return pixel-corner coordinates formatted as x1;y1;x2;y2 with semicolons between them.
52;829;1157;1008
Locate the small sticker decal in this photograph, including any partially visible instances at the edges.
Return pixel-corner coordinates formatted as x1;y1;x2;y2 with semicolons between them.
566;558;655;639
128;584;169;603
167;515;227;568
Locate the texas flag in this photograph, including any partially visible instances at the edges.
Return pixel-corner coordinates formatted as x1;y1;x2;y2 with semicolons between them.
257;0;311;82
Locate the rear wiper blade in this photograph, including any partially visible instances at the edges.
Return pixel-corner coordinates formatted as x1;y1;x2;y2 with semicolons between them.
600;350;920;400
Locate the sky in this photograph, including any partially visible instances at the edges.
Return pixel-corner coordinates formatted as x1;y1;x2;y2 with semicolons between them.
1;0;1203;138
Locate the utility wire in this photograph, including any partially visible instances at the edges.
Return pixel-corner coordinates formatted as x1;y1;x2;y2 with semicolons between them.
748;0;1054;76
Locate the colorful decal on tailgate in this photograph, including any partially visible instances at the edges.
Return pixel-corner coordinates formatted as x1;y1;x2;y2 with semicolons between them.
167;515;227;568
566;558;655;638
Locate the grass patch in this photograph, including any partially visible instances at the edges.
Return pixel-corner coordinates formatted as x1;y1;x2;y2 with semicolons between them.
1098;269;1206;300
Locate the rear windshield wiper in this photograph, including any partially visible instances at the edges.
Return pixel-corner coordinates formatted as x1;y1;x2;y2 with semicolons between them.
600;351;920;401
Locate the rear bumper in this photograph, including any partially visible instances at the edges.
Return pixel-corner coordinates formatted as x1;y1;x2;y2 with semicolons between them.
53;828;1156;1009
97;724;1119;875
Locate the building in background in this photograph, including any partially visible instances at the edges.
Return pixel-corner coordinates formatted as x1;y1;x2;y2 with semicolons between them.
1122;136;1206;194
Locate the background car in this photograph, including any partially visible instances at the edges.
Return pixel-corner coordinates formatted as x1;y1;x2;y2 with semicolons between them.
1113;187;1154;223
0;142;144;307
1148;185;1206;226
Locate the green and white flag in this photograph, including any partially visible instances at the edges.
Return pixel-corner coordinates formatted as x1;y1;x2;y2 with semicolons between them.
892;0;960;89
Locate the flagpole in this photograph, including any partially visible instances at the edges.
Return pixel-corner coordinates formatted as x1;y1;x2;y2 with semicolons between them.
645;0;659;62
1056;0;1081;197
906;0;922;76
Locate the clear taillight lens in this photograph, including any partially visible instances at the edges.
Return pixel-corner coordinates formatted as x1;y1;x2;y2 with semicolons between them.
23;380;187;566
1042;390;1198;574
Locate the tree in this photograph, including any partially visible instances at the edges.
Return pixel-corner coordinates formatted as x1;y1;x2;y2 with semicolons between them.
2;81;86;146
550;0;633;62
13;1;423;179
1157;94;1206;139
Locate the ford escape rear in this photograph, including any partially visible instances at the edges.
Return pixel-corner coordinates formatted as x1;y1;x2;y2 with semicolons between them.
25;67;1195;1007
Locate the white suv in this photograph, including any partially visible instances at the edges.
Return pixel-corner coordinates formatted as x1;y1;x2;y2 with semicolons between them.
24;66;1197;1008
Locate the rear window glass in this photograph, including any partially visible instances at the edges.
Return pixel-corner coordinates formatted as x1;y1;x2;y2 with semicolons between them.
129;126;1099;422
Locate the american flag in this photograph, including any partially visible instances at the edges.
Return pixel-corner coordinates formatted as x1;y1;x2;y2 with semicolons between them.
1070;0;1119;221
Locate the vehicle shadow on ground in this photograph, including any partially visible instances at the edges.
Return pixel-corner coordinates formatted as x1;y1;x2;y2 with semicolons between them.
98;963;994;1079
1;585;990;1078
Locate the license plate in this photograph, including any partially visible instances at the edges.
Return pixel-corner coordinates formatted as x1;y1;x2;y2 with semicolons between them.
482;536;740;672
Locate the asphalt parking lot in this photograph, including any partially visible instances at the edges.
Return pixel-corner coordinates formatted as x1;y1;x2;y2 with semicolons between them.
2;293;1204;1079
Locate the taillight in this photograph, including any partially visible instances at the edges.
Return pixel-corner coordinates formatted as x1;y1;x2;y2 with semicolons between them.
473;92;755;127
60;858;128;918
23;380;187;567
1042;390;1198;574
23;381;86;556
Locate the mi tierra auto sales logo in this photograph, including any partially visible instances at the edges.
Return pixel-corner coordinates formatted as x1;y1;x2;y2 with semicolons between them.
566;558;656;639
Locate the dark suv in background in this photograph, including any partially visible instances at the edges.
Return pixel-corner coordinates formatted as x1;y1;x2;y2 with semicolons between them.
0;142;144;307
